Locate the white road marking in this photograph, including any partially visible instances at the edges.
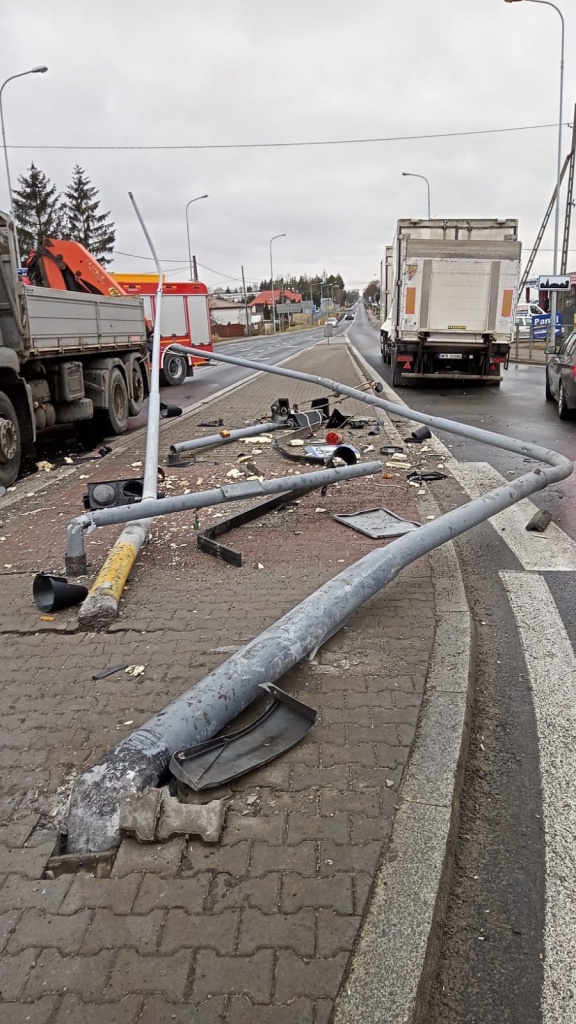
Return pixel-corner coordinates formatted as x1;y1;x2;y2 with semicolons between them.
449;461;576;572
500;570;576;1023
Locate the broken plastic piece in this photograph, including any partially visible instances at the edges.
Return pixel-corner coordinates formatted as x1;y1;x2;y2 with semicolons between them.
33;574;88;613
525;509;552;533
169;684;317;790
333;507;421;539
405;426;432;443
406;470;447;483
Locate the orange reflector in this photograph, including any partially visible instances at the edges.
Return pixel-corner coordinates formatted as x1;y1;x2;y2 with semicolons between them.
501;289;514;318
405;287;416;316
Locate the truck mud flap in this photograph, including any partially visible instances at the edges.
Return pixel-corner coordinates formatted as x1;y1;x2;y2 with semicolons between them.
169;684;317;790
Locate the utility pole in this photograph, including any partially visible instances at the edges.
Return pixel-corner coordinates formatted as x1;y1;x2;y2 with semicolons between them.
192;256;198;282
241;265;251;337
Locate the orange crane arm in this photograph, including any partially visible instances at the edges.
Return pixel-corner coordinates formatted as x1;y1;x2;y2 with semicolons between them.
26;238;127;297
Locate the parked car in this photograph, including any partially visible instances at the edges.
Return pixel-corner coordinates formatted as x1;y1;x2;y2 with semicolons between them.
545;330;576;419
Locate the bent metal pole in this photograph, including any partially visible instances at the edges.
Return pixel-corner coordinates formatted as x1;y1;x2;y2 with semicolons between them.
65;462;384;565
67;346;573;853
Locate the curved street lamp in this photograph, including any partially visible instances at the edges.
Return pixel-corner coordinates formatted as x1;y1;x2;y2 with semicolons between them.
504;0;565;345
401;172;431;219
185;194;209;281
0;66;49;267
269;233;286;334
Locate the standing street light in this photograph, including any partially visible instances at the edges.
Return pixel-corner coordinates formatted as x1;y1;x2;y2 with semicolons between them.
401;172;431;219
504;0;564;346
185;194;209;281
0;65;48;268
269;233;286;334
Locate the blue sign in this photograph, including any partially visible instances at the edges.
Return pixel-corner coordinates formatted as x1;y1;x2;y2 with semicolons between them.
532;314;561;339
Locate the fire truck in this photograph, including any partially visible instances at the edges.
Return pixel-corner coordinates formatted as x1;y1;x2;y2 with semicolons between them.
112;275;214;386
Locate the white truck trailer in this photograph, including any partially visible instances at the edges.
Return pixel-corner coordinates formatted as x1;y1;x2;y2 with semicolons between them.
379;219;521;386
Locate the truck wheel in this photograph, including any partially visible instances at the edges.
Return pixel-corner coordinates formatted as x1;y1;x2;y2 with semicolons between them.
0;391;22;487
100;366;129;435
160;354;187;387
129;360;145;416
392;362;405;388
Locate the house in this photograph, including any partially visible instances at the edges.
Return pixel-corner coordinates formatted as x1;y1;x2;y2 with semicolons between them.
250;289;302;315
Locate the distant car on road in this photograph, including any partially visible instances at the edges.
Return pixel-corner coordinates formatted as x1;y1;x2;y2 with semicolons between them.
514;314;532;338
325;317;338;327
344;312;354;321
546;330;576;419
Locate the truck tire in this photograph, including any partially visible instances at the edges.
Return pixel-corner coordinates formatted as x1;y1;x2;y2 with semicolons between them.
392;362;405;388
129;359;146;416
160;354;187;387
0;391;22;487
99;366;129;435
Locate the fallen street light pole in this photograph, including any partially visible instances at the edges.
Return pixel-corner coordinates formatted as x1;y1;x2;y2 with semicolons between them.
65;462;384;575
168;419;287;461
66;345;573;853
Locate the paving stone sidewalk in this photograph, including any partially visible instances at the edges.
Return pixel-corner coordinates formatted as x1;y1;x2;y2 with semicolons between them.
0;340;440;1023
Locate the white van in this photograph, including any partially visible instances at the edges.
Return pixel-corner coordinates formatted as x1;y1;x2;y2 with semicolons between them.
515;302;545;317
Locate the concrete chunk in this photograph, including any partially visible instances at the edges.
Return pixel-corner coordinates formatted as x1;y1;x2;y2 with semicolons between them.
156;795;226;843
119;789;162;843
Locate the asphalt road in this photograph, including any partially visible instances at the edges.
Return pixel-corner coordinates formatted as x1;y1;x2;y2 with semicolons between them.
350;305;576;1024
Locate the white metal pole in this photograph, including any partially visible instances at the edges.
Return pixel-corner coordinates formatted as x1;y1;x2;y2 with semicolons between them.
269;233;286;336
0;67;48;268
129;192;164;501
185;194;208;283
402;172;431;219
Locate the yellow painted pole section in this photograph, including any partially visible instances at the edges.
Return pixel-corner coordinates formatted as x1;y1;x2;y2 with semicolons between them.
87;537;140;604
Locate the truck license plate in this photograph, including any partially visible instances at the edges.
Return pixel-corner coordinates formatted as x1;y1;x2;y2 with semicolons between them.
438;353;463;359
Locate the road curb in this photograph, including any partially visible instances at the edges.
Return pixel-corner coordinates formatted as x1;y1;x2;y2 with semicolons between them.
332;345;474;1024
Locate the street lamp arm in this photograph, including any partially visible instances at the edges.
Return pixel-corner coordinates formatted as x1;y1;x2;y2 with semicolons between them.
185;193;209;282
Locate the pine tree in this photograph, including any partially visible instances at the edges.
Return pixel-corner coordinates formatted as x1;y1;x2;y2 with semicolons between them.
61;165;115;265
12;163;63;260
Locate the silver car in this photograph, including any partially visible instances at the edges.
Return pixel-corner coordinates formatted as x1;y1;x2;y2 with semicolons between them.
546;330;576;419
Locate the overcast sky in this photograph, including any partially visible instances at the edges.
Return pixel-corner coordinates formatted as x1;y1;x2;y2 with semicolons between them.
2;0;575;292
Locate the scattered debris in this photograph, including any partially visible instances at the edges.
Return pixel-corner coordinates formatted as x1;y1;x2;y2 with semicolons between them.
405;425;432;443
199;419;224;427
315;507;327;513
170;684;317;790
333;507;421;539
380;445;404;456
119;789;162;843
225;468;243;480
526;510;552;533
156;793;226;843
197;488;306;567
287;439;305;447
125;665;145;677
406;469;447;484
36;460;55;472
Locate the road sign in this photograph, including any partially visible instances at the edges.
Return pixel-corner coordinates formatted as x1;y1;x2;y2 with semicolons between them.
538;275;571;292
532;314;561;339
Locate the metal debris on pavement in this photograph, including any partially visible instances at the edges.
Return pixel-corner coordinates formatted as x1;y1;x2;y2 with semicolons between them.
92;664;130;681
169;684;317;791
333;507;421;539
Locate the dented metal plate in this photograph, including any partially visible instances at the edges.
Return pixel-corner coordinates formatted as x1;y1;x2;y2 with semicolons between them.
333;507;421;539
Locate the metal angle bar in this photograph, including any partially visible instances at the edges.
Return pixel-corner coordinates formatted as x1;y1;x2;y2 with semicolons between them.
197;486;314;566
65;462;383;562
66;344;573;853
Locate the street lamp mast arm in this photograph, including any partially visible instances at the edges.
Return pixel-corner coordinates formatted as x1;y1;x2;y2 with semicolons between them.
185;193;209;282
401;172;431;218
0;66;48;269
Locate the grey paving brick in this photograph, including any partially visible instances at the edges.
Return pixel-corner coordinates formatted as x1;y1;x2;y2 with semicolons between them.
161;909;239;954
321;744;376;768
111;839;184;878
281;875;353;914
319;789;380;816
251;841;316;876
0;995;59;1024
316;909;361;956
287;812;350;845
315;997;335;1024
319;840;382;874
132;874;209;914
106;949;191;1000
60;875;141;915
139;994;228;1023
354;872;374;914
222;810;286;845
351;814;394;845
23;949;114;1001
183;839;251;876
53;994;142;1023
8;910;91;955
0;908;21;953
0;949;38;1000
81;909;163;954
238;908;315;955
194;949;274;1003
274;950;349;1001
0;842;54;880
228;995;314;1023
207;873;280;913
290;765;349;792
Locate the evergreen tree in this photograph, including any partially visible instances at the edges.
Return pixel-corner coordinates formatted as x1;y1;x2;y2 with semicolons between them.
13;163;63;260
61;165;115;265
